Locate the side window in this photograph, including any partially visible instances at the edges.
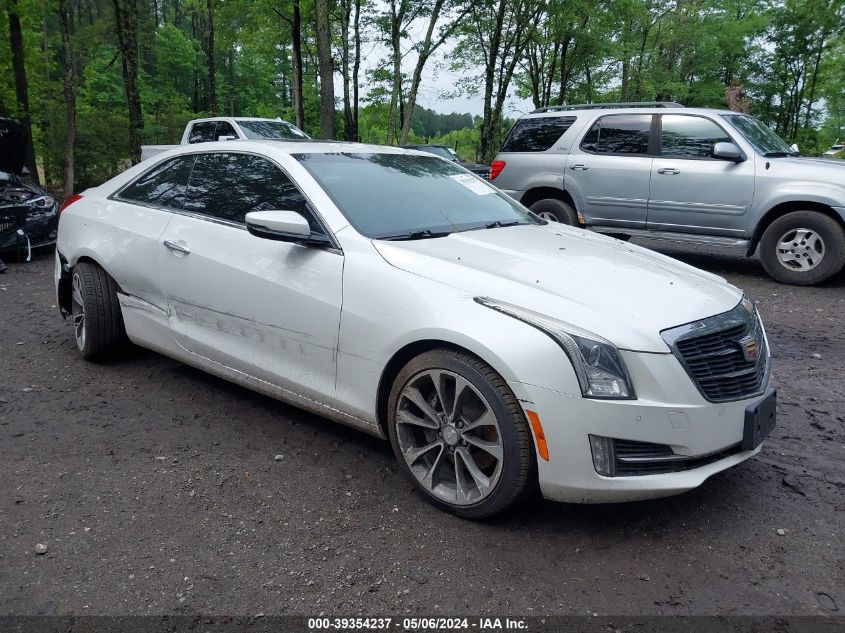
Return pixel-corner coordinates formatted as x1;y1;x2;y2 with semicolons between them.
660;115;731;158
580;120;600;153
581;114;652;155
501;116;576;152
188;122;217;144
215;121;237;140
116;156;194;208
184;152;321;232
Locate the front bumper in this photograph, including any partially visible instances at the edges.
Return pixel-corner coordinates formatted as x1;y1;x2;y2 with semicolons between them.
510;350;771;503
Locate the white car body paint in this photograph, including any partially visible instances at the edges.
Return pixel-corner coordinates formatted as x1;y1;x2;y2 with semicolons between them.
56;140;772;504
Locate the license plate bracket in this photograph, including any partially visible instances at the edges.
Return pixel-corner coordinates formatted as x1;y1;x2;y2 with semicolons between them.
742;388;777;450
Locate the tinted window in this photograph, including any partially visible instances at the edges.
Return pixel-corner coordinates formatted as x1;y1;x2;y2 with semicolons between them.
295;153;539;239
188;122;216;143
184;152;316;229
580;121;600;153
661;115;731;158
215;121;237;140
501;116;576;152
117;156;194;208
581;114;651;155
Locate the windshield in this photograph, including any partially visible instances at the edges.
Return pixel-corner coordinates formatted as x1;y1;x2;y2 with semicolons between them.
414;146;456;161
239;120;310;140
294;152;539;239
722;114;794;156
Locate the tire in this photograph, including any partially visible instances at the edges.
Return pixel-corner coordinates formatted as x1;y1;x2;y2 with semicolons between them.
70;262;127;359
529;198;578;225
758;211;845;285
387;349;534;519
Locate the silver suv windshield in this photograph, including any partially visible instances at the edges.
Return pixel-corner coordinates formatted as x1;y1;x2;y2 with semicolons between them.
722;114;796;156
294;152;538;239
239;120;310;140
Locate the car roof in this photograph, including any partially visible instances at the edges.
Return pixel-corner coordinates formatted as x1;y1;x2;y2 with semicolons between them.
519;106;739;119
190;117;296;123
169;139;431;156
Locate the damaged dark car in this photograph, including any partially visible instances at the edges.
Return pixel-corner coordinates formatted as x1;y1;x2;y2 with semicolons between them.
1;118;59;259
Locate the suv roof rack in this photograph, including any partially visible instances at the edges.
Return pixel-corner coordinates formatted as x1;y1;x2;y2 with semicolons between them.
531;101;684;113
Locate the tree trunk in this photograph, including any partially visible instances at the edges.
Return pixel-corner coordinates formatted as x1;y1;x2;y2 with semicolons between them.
113;0;143;164
314;0;335;139
292;0;304;130
479;0;507;162
340;0;354;141
7;0;39;183
206;0;216;114
59;0;76;194
400;0;453;144
352;0;361;141
386;0;405;144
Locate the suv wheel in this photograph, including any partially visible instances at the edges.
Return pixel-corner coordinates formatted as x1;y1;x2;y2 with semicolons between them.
759;211;845;285
529;199;578;226
387;349;533;519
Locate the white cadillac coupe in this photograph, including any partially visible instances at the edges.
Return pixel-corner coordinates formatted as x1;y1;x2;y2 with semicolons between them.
55;141;775;518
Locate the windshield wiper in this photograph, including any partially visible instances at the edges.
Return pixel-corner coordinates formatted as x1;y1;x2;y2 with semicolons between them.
377;229;452;241
484;220;526;229
763;151;800;157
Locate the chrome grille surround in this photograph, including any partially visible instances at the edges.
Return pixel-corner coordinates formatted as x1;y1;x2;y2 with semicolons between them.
661;299;770;403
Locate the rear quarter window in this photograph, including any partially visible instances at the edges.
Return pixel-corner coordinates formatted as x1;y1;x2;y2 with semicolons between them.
501;116;576;152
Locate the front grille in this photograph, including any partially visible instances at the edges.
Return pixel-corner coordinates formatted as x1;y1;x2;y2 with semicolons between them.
0;215;22;232
613;438;743;476
662;300;769;403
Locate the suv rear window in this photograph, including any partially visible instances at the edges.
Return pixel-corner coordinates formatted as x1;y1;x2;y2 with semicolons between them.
501;116;576;152
580;114;652;155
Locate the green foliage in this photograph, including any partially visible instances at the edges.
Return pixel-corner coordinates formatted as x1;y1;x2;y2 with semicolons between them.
3;0;844;189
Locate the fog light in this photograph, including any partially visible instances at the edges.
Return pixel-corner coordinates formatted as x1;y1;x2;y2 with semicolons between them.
589;435;616;477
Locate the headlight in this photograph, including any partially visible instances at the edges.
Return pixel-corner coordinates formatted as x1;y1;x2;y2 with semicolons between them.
475;297;635;399
27;195;56;210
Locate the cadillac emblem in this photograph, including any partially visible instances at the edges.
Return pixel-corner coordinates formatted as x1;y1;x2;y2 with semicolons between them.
738;335;760;362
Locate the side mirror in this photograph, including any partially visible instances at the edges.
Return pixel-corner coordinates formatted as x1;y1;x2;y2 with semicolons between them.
790;143;799;153
218;135;237;141
245;210;329;246
712;142;744;162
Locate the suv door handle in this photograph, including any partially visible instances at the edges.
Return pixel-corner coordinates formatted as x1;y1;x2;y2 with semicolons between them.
163;239;191;255
570;164;589;170
657;167;680;175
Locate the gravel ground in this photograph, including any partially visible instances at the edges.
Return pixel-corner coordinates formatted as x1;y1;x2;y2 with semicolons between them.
0;243;842;617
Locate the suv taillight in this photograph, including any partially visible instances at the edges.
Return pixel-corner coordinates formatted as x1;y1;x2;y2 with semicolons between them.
59;193;83;214
490;160;506;180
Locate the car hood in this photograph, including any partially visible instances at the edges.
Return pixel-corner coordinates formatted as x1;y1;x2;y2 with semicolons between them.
768;156;845;181
373;224;743;353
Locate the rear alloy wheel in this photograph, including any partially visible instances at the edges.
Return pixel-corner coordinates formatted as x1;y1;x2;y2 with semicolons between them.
387;350;533;519
759;211;845;285
529;198;578;226
71;262;127;359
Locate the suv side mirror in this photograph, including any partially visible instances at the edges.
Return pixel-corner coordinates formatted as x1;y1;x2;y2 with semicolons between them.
245;210;330;247
218;135;237;141
712;142;744;162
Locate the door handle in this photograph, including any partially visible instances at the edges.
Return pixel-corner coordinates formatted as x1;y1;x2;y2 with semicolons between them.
163;239;191;255
657;167;680;175
570;164;589;170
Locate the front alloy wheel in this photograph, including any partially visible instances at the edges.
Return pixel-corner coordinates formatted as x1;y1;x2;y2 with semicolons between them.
387;350;533;519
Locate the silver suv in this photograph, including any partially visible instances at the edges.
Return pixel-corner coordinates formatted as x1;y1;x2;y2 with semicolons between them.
491;102;845;285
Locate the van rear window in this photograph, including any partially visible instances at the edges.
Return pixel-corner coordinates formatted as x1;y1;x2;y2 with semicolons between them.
501;116;576;152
